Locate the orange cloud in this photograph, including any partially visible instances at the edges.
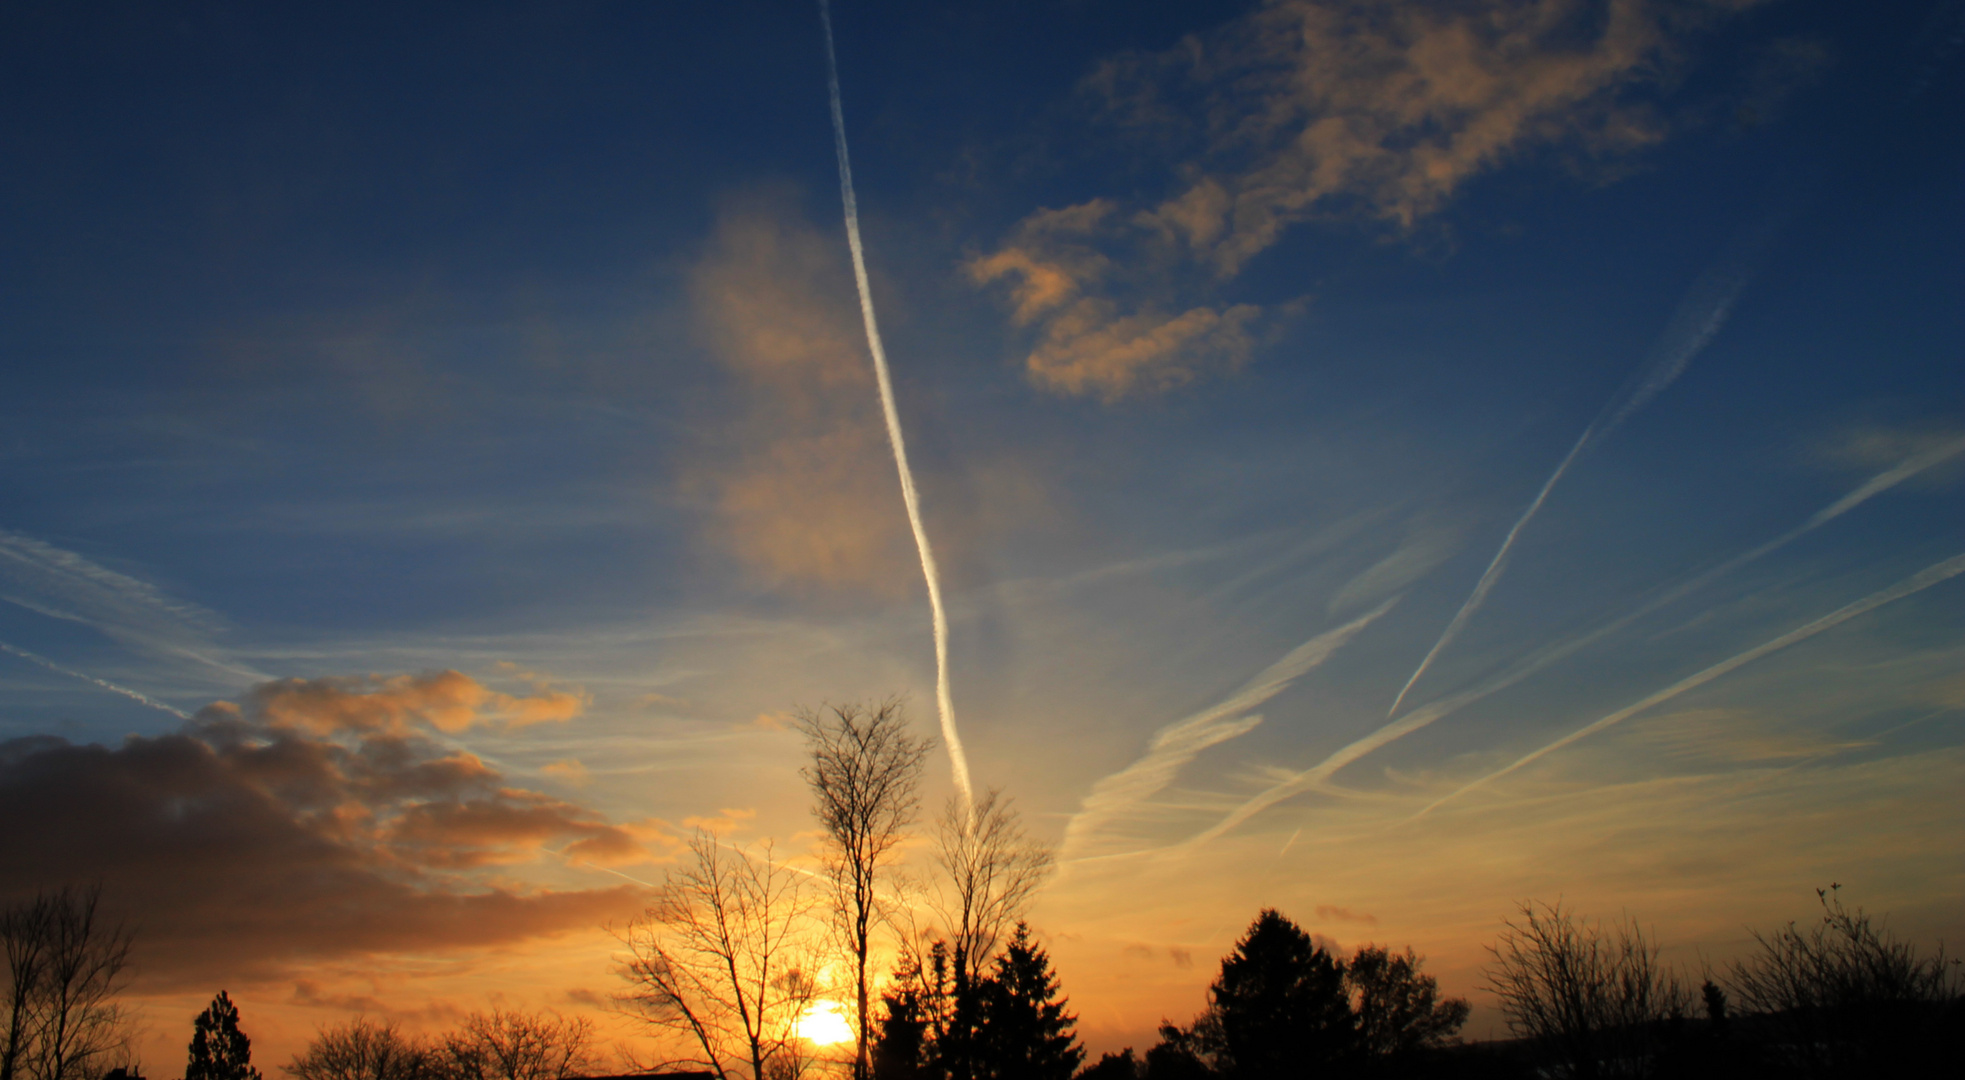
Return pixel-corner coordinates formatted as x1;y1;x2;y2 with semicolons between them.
249;670;588;736
682;191;916;593
975;0;1763;400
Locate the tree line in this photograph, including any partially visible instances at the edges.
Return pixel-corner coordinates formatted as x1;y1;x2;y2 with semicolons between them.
9;702;1960;1080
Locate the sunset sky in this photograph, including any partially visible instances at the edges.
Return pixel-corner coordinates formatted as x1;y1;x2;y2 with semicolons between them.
2;0;1961;1070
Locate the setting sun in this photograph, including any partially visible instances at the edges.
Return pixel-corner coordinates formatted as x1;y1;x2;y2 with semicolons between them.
795;1001;855;1047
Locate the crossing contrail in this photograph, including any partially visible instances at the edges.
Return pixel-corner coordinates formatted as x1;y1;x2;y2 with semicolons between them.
1411;550;1965;819
1059;598;1396;861
1384;215;1785;719
0;640;191;719
1189;438;1963;845
819;0;972;807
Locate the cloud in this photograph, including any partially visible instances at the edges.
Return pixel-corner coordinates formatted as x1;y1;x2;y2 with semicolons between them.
0;676;657;992
540;758;591;786
1328;527;1461;615
248;670;589;736
1313;905;1377;926
974;0;1760;399
681;190;917;594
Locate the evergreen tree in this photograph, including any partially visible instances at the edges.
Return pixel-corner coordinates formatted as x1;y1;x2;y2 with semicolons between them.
872;955;931;1080
1190;910;1354;1079
974;924;1082;1080
186;991;262;1080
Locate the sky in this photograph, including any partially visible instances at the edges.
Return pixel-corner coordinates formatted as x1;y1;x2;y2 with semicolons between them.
2;0;1962;1069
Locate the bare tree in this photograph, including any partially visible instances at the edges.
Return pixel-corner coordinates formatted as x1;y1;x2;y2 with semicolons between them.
286;1018;439;1080
932;791;1052;991
1483;901;1688;1080
1726;884;1961;1077
617;831;820;1080
1;886;134;1080
440;1011;595;1080
797;699;930;1080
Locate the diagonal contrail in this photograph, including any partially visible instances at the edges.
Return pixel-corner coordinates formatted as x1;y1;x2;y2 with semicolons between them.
818;0;972;807
1059;598;1396;861
1412;550;1965;819
1384;428;1590;717
0;640;191;719
1384;216;1785;719
1190;438;1965;845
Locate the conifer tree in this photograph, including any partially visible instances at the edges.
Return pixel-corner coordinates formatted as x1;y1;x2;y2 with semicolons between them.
186;991;262;1080
974;923;1082;1080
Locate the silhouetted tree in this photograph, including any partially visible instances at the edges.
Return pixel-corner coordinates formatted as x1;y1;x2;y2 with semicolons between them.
185;992;261;1080
1483;901;1688;1080
930;790;1052;1080
1725;884;1961;1078
974;924;1082;1080
1140;1026;1213;1080
871;953;931;1080
287;1019;437;1080
799;699;931;1080
1075;1048;1139;1080
2;886;133;1080
1345;944;1469;1066
617;831;819;1080
440;1011;595;1080
1176;909;1355;1079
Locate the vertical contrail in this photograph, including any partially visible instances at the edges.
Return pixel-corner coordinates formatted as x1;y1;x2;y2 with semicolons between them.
1384;213;1785;719
0;640;191;719
1411;550;1965;819
818;0;973;807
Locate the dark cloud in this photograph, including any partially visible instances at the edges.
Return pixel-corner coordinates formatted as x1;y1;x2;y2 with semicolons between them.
0;674;656;992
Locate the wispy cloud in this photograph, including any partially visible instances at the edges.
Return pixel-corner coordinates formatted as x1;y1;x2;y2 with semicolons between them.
1062;597;1395;860
973;0;1762;399
1412;550;1965;818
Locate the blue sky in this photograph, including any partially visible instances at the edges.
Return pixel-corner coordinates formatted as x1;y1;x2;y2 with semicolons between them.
2;0;1961;1062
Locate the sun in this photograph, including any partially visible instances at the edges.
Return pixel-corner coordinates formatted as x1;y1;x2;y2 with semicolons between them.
794;1001;855;1047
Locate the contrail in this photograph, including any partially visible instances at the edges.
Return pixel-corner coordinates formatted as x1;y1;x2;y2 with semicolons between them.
1190;438;1964;844
1059;599;1396;861
0;640;192;719
1412;550;1965;819
1384;428;1590;717
1384;216;1784;719
818;0;971;807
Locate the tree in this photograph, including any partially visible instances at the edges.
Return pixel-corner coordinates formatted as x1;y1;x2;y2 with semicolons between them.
1139;1026;1212;1080
2;886;133;1080
1075;1049;1139;1080
929;791;1052;1080
287;1019;437;1080
618;830;820;1080
799;699;931;1080
973;924;1082;1080
186;992;261;1080
869;953;930;1080
1725;884;1961;1077
1344;945;1468;1064
1187;910;1354;1079
441;1011;595;1080
1483;901;1688;1080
